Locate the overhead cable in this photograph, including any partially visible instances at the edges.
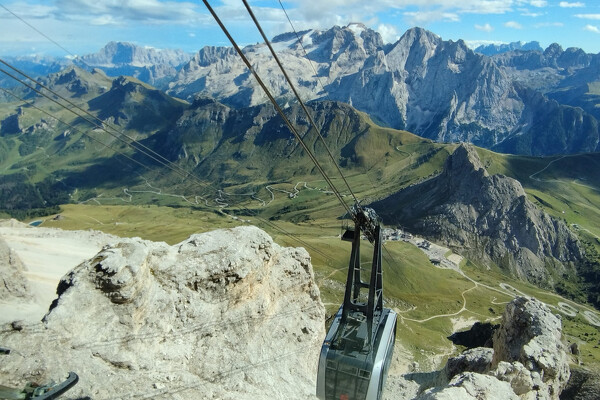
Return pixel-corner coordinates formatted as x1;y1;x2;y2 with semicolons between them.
242;0;360;209
276;0;329;99
0;86;153;173
0;7;337;262
0;64;192;183
0;58;204;186
0;61;334;262
200;0;352;218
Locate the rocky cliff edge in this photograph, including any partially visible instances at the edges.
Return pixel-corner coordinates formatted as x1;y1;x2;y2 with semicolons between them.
419;297;570;399
0;226;325;399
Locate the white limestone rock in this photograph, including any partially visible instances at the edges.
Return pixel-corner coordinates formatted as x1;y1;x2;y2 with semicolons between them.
443;347;494;379
418;372;519;400
0;226;325;399
492;296;570;399
0;237;30;300
428;297;570;400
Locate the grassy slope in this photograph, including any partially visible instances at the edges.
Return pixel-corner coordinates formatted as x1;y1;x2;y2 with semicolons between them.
476;148;600;252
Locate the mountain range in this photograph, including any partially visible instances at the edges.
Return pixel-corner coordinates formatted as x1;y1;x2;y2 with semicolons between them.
474;40;543;56
2;24;600;156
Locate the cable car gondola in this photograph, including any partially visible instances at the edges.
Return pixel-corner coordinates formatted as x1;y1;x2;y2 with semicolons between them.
316;207;397;400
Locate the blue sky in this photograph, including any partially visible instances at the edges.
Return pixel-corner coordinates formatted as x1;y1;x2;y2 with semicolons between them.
1;0;600;57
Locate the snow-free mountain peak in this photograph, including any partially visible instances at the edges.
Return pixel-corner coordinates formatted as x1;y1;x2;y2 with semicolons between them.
76;41;191;68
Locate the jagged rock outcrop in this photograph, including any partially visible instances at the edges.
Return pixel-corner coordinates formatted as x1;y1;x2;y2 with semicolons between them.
420;297;570;399
420;372;519;400
491;297;570;398
0;226;325;399
0;237;30;300
372;144;583;286
444;348;494;379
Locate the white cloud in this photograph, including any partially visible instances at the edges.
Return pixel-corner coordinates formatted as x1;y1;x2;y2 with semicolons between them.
559;2;585;7
475;23;494;32
376;23;399;43
404;10;460;24
0;3;58;19
288;0;514;25
584;24;600;33
575;14;600;20
529;0;547;7
522;12;543;17
534;22;564;28
446;0;513;14
53;0;207;25
504;21;523;29
90;15;119;26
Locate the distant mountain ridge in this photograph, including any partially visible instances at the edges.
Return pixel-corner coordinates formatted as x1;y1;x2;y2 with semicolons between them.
166;25;600;156
74;42;192;86
0;41;192;88
2;25;600;156
76;41;191;68
474;41;543;56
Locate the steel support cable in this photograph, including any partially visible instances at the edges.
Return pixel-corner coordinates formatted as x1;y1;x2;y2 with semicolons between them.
1;56;346;220
0;64;334;263
0;5;337;262
0;2;347;262
0;4;338;262
0;65;196;184
272;3;401;263
277;0;329;99
0;67;209;207
200;0;351;218
0;58;207;189
0;86;154;173
242;0;361;210
0;7;335;262
275;3;399;252
0;2;177;128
